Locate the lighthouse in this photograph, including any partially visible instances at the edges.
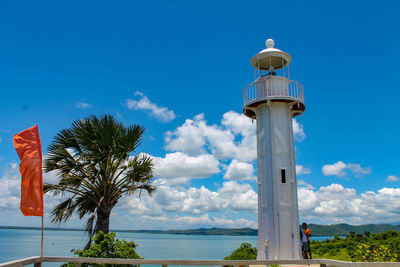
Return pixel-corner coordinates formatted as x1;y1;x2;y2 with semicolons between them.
243;39;305;260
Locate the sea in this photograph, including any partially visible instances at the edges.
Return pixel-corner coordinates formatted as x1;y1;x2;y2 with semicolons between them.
0;229;334;266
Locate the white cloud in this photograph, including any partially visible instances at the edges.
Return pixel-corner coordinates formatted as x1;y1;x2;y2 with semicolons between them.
120;178;400;227
165;111;257;161
76;102;91;109
0;162;69;222
346;163;372;177
322;161;347;177
223;160;256;181
43;170;60;184
298;183;400;224
124;91;176;123
118;180;258;217
3;157;400;229
218;181;258;212
164;114;212;156
138;214;257;229
296;165;311;175
0;162;20;210
152;152;220;184
221;111;258;161
322;161;371;177
165;111;306;163
292;119;306;142
221;111;255;138
297;179;315;190
387;175;399;182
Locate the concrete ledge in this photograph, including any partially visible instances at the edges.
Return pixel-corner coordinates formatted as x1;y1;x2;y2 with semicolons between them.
0;256;40;267
1;257;400;267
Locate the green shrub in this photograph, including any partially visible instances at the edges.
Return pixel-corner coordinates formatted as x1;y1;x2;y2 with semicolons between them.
311;230;400;262
355;243;397;262
224;242;257;260
63;231;141;267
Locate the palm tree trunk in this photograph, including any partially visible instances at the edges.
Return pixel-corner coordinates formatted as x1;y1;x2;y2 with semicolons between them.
94;208;111;234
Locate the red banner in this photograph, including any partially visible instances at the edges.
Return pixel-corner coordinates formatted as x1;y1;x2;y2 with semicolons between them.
13;125;43;216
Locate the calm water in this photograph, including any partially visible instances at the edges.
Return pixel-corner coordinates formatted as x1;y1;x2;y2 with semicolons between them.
0;229;333;265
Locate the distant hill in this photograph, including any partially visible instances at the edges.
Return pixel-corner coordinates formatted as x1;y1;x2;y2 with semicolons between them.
123;227;257;236
122;224;400;236
2;224;400;236
308;223;400;236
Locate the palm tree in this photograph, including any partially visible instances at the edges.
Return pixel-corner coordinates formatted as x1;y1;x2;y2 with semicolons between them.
44;115;155;245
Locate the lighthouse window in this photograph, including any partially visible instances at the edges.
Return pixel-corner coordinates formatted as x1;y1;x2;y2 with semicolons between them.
281;169;286;183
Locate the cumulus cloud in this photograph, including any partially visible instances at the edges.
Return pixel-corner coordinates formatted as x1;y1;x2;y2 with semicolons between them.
139;214;257;229
322;161;347;177
119;178;400;226
298;183;400;224
165;111;257;161
223;160;256;181
218;181;258;212
165;111;306;163
0;162;20;210
322;161;371;177
292;119;306;141
76;102;91;109
0;162;68;219
124;91;176;123
297;179;315;190
152;152;220;185
3;158;400;228
118;180;258;217
296;165;311;175
346;163;372;177
387;175;399;182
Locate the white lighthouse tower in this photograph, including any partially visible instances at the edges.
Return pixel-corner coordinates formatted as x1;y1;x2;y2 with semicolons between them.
243;39;305;260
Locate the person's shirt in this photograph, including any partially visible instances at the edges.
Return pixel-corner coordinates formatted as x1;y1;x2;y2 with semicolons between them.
301;232;308;243
304;228;311;241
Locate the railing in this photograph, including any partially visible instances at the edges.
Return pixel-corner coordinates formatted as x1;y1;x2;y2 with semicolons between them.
2;256;400;267
243;76;304;107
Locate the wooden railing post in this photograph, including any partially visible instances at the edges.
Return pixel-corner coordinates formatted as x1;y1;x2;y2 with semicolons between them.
33;263;41;267
162;264;167;267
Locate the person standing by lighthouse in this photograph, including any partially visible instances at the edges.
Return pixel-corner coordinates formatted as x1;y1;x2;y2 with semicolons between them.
242;39;305;260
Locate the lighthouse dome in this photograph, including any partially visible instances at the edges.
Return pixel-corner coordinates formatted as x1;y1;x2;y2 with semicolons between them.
251;39;291;71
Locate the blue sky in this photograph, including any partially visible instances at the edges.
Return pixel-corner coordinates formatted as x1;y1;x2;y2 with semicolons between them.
1;0;400;229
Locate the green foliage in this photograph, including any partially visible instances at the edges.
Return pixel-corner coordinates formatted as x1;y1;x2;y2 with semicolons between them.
311;230;400;262
224;243;257;260
356;243;397;262
63;231;141;267
43;115;155;245
308;223;400;236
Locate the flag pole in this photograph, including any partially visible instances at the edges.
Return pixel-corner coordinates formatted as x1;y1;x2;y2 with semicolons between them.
41;215;44;266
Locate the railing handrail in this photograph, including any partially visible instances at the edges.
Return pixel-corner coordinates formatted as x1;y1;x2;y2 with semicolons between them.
2;256;400;267
243;76;304;106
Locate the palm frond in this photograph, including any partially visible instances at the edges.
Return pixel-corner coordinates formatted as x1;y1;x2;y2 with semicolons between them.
84;214;96;249
45;114;155;235
51;198;77;223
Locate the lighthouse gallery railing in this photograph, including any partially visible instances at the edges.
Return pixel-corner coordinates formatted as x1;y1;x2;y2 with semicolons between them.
243;76;304;106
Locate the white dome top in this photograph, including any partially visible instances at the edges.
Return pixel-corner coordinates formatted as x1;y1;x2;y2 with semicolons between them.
251;39;291;70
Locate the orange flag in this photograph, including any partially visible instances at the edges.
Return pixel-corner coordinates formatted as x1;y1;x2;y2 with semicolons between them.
13;125;43;216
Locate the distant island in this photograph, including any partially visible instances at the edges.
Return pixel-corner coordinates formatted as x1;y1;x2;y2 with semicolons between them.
2;223;400;236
